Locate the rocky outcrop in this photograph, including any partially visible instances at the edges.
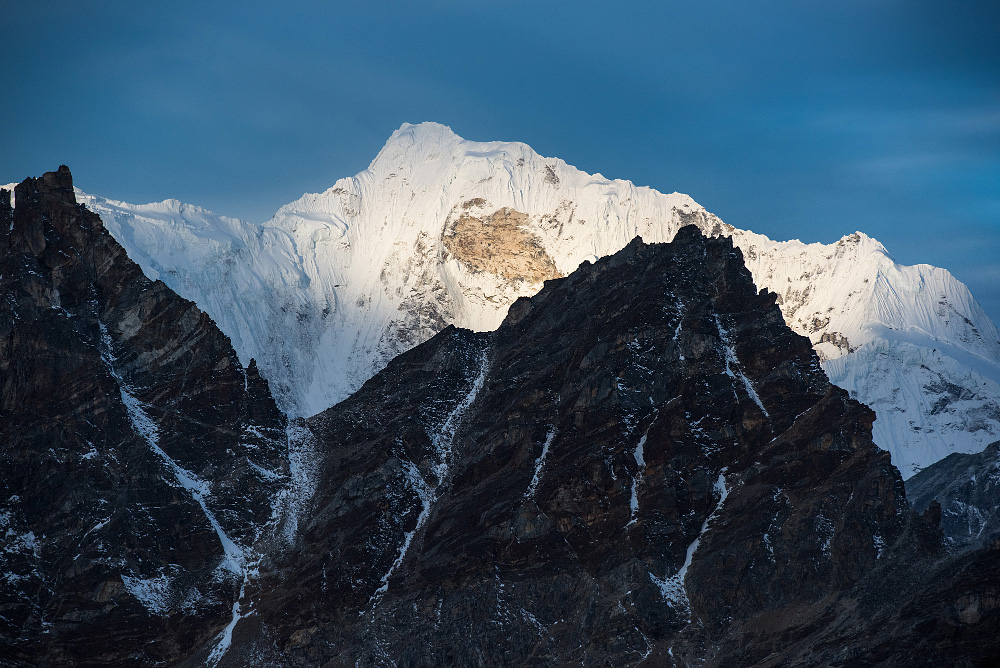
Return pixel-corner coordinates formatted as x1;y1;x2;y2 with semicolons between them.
443;204;562;283
907;440;1000;549
0;168;288;666
213;226;997;667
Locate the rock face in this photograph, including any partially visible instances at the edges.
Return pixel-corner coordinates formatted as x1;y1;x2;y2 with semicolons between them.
0;169;288;666
907;441;1000;549
443;205;562;283
207;226;997;667
78;123;1000;478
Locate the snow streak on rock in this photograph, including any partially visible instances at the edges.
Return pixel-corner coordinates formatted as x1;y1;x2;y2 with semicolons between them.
628;412;661;527
206;566;256;668
99;318;248;658
369;459;432;607
715;315;768;418
628;434;647;523
650;471;730;612
103;314;263;666
525;427;557;500
371;349;490;608
431;351;490;483
279;421;322;543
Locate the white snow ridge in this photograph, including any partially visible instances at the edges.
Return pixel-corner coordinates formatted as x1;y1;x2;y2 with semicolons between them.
78;122;1000;476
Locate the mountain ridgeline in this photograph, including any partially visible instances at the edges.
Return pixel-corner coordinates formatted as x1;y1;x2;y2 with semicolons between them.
226;226;997;667
80;122;1000;478
1;168;998;666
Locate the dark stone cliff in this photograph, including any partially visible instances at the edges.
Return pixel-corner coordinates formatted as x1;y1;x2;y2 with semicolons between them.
907;440;1000;550
0;168;288;666
225;226;997;666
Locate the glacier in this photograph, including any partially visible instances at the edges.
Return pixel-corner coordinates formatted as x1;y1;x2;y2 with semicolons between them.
73;122;1000;477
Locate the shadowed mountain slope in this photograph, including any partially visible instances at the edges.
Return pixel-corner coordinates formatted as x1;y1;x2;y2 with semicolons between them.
0;168;288;667
213;227;998;667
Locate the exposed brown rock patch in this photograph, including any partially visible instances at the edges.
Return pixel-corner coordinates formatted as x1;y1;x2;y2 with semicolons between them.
443;207;562;283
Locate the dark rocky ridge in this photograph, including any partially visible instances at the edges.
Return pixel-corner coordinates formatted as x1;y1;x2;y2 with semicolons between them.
907;441;1000;549
220;226;999;666
0;168;288;666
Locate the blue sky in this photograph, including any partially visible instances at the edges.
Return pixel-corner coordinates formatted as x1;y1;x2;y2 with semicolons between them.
4;1;1000;320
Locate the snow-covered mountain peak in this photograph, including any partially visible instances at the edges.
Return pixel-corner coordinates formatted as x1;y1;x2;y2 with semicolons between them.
373;121;533;173
733;223;1000;476
838;230;888;258
269;122;719;281
77;125;1000;477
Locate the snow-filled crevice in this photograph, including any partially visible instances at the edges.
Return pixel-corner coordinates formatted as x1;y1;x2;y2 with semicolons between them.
368;459;432;609
205;562;261;667
627;409;660;526
525;427;557;499
714;315;768;418
99;322;245;575
431;349;490;483
98;321;251;665
369;349;490;610
279;421;322;543
627;433;647;524
671;299;686;361
649;470;730;614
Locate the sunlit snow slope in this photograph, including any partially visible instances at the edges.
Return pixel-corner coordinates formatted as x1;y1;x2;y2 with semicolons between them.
76;122;1000;477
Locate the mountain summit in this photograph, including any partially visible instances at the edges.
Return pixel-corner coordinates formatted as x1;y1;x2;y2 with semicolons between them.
77;122;1000;476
